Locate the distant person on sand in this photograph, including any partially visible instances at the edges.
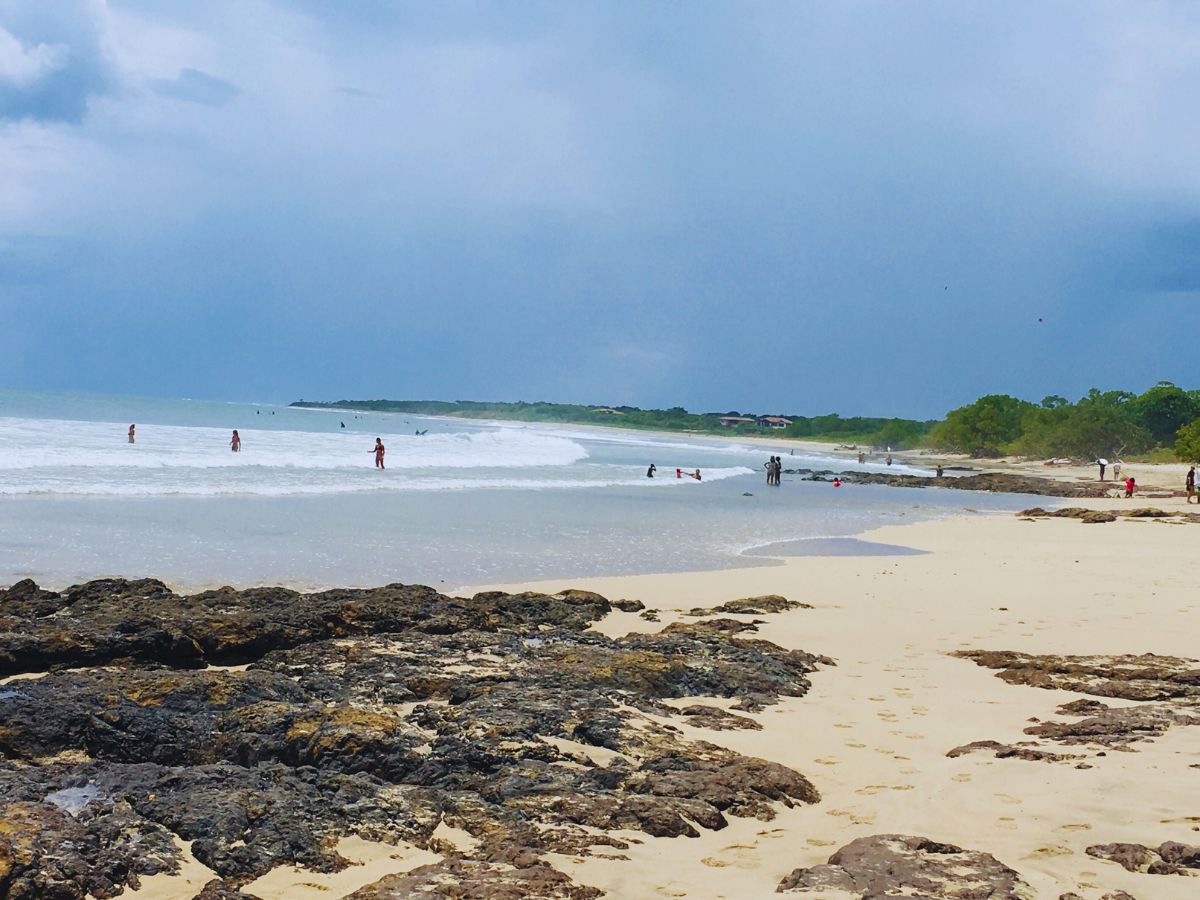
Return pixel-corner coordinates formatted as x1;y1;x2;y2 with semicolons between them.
128;424;136;444
936;464;944;478
1097;458;1107;480
373;438;385;469
646;464;656;478
1187;466;1196;503
1112;461;1122;480
857;451;865;464
230;430;241;452
1124;476;1135;498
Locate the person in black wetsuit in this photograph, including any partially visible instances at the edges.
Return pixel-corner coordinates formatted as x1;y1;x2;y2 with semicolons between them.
646;464;656;478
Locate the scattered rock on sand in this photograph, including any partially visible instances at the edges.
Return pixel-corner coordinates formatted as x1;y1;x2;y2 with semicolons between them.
1086;840;1200;875
686;594;810;616
952;650;1200;758
775;833;1034;897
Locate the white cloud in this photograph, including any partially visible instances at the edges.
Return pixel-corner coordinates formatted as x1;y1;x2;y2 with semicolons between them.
0;26;68;87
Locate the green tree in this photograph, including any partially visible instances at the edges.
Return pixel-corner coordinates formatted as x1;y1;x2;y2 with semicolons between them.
1129;382;1200;446
1175;419;1200;462
928;394;1034;456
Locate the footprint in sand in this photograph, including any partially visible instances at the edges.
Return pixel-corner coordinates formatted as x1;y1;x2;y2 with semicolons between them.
1026;845;1072;859
877;712;898;722
1057;823;1092;832
845;741;867;749
814;757;839;765
899;765;918;773
995;793;1022;805
806;838;836;847
833;723;854;729
911;706;928;716
867;695;886;702
996;817;1018;830
952;773;972;783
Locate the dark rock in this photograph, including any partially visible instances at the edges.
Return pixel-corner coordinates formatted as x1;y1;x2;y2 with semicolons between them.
343;858;603;899
687;594;809;616
610;599;645;613
1086;840;1200;875
787;470;1112;498
776;833;1032;897
0;580;827;895
679;705;762;731
945;740;1080;763
953;650;1200;758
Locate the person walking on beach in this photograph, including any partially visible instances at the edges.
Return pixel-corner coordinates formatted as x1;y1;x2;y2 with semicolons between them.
128;424;136;444
1124;476;1136;498
1097;458;1107;481
230;430;241;452
1187;466;1196;503
372;438;386;469
1112;461;1122;481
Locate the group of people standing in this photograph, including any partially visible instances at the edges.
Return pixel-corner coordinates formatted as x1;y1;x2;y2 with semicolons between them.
764;456;783;485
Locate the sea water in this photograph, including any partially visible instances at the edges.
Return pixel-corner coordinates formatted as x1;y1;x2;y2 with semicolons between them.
0;389;1026;591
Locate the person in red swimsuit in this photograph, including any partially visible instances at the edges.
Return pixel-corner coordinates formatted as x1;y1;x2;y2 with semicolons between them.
1124;476;1135;498
373;438;385;469
230;430;241;452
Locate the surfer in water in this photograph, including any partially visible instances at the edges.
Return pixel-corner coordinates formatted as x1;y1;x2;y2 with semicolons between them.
646;464;656;478
230;430;241;452
372;438;386;469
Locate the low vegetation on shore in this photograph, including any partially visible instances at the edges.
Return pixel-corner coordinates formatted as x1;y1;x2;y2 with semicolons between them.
293;380;1200;462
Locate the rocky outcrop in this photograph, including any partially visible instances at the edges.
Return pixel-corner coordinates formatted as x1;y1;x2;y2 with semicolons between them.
0;578;830;898
686;594;810;616
342;858;603;899
1086;841;1200;875
775;833;1033;897
784;470;1112;498
951;651;1200;761
1018;507;1193;525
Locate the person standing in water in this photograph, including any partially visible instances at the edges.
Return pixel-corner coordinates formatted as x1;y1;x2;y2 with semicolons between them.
646;464;656;478
128;424;136;444
373;438;386;469
230;430;241;452
764;457;775;486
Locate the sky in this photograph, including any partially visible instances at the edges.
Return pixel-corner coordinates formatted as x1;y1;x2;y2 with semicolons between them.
1;1;1198;419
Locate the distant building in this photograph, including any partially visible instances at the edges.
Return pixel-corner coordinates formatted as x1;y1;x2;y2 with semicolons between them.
756;416;793;428
719;416;757;427
592;407;624;415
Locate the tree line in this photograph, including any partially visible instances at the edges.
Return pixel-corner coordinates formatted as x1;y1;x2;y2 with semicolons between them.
292;381;1200;461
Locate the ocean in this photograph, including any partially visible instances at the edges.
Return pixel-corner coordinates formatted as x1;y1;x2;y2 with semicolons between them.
0;390;1026;591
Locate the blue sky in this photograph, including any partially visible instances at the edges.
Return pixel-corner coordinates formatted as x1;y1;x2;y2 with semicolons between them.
1;1;1197;418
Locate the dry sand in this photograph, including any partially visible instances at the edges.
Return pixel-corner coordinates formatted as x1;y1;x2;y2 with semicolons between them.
123;474;1199;898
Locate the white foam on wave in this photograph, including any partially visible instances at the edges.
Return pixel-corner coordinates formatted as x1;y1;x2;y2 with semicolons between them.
0;416;587;471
